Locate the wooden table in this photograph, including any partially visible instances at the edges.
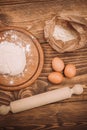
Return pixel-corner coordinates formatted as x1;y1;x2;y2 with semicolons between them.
0;0;87;130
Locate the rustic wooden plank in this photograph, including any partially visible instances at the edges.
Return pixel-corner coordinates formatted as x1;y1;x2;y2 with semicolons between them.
0;102;87;129
0;0;87;43
40;43;87;79
0;125;87;130
0;1;87;129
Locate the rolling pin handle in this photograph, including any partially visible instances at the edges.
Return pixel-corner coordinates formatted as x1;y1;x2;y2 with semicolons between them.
0;105;10;115
71;84;83;95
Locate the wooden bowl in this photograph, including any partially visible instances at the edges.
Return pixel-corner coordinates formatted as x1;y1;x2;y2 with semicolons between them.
0;27;44;91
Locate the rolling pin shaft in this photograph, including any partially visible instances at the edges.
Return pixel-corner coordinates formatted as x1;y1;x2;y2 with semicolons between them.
0;84;83;115
10;87;72;113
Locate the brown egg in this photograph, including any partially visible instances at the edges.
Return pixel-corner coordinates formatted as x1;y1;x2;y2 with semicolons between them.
64;64;76;78
48;72;63;84
52;57;64;72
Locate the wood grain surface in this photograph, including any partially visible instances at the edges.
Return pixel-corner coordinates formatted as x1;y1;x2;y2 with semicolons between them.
0;0;87;130
0;0;87;43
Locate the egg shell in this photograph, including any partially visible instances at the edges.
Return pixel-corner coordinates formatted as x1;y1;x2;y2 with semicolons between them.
64;64;76;78
48;72;63;84
52;57;64;72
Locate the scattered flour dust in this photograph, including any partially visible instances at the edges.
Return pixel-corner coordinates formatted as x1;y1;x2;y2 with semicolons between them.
53;25;76;42
25;44;30;52
0;41;26;76
9;80;14;85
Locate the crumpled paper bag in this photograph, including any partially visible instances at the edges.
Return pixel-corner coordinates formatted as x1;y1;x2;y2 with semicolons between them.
44;16;87;53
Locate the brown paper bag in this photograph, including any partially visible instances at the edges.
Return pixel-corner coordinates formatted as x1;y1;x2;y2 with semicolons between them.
44;16;87;53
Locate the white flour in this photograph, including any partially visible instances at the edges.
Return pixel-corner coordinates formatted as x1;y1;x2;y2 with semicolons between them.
0;41;26;76
53;25;76;42
9;80;14;85
25;44;30;52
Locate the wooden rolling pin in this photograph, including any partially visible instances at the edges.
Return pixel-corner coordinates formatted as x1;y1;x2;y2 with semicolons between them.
0;84;84;115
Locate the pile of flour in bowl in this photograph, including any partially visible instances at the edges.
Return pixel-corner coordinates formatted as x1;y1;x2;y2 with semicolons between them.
0;41;26;76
